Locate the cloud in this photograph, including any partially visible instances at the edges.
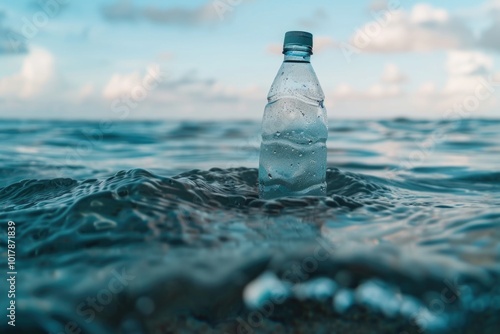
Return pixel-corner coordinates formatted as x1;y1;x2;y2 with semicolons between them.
443;51;493;94
416;82;437;95
333;82;402;100
102;70;144;100
349;2;500;53
0;47;54;98
478;22;500;51
411;3;449;23
381;63;407;84
446;51;493;76
102;0;230;25
477;1;500;51
101;67;263;119
331;51;499;117
334;52;495;101
346;4;474;53
453;0;500;51
333;64;407;100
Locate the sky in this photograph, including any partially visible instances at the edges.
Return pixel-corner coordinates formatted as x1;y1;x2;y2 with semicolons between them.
1;0;500;120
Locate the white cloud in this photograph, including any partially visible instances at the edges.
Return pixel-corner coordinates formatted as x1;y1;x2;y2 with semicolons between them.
454;0;500;50
410;4;449;24
100;67;264;119
347;4;474;53
0;47;54;98
333;64;406;100
485;0;500;11
331;51;499;117
446;51;493;76
493;72;500;82
444;51;493;94
417;82;437;95
367;83;402;98
102;72;142;100
381;64;407;84
102;64;162;100
337;52;495;99
332;83;356;99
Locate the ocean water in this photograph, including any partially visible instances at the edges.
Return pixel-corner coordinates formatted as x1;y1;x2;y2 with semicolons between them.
0;118;499;334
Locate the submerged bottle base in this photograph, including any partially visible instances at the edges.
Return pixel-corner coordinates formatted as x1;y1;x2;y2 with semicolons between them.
258;182;326;200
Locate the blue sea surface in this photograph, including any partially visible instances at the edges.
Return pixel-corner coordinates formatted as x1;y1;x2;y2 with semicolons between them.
0;118;499;333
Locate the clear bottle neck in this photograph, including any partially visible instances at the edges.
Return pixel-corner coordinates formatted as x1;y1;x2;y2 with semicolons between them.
283;45;312;63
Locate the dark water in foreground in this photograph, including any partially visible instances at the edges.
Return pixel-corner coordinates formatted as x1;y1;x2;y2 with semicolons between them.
0;118;499;334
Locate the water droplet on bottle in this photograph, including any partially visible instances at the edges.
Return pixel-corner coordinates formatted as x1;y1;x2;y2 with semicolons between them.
299;154;303;157
268;173;273;179
273;150;276;154
308;140;312;145
276;131;281;137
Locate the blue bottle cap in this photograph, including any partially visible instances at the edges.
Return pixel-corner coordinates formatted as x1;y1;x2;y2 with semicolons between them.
283;31;313;53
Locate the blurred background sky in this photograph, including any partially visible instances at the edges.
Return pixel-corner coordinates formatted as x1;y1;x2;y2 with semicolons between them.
1;0;500;120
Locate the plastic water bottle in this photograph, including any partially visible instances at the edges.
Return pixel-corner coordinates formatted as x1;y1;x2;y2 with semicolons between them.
259;31;328;199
